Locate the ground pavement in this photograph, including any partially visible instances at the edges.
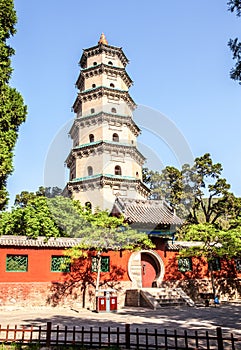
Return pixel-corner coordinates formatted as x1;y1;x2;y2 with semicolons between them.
0;303;240;336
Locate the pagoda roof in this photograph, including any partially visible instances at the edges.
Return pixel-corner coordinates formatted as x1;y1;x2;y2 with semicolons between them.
69;112;140;137
79;43;129;68
111;197;183;226
65;140;146;167
76;63;133;89
67;175;150;198
72;86;136;113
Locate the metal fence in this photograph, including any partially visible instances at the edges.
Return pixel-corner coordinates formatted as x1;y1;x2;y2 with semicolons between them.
0;322;240;349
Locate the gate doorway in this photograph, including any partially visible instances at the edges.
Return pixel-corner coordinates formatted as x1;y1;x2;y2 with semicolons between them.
141;252;159;288
128;250;165;288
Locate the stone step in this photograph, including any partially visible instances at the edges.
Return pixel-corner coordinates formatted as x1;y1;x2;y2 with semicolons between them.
129;288;195;309
157;301;186;308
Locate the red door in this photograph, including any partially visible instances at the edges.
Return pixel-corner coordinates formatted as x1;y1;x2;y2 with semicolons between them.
97;297;106;312
141;253;158;288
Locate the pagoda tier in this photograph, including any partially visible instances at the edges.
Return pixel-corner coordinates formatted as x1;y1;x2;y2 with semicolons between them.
65;175;150;210
72;86;136;115
76;63;133;91
65;34;149;211
66;141;146;168
79;43;129;69
69;112;141;139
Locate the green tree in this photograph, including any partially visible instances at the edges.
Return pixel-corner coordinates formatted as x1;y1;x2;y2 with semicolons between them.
64;211;154;295
182;153;233;225
228;0;241;83
0;0;27;209
179;223;241;296
0;195;61;238
144;153;237;226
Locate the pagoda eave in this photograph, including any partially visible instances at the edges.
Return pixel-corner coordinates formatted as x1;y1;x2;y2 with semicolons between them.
76;63;133;89
68;112;141;138
79;44;129;68
72;86;137;113
67;175;150;197
65;141;146;167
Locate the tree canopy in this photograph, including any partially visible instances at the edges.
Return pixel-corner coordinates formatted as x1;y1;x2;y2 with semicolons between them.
179;223;241;260
0;0;27;210
143;153;240;227
0;189;154;251
227;0;241;84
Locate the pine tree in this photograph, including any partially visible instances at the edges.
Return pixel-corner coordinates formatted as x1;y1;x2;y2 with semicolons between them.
227;0;241;84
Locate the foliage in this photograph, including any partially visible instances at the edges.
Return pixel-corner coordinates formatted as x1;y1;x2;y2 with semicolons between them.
0;188;154;251
228;0;241;16
179;223;241;260
0;0;27;209
182;153;234;225
143;153;238;226
0;189;88;238
0;195;61;238
227;0;241;84
179;221;241;295
228;38;241;84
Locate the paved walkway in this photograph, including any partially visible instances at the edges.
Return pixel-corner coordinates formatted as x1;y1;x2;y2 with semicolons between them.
0;303;240;336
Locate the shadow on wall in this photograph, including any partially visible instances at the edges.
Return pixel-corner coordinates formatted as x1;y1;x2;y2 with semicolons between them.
46;253;125;308
163;254;241;301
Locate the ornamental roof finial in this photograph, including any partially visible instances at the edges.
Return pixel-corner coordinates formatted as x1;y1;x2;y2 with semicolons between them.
98;33;108;45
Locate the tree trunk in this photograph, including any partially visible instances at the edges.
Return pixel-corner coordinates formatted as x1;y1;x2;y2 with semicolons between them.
95;251;101;294
210;264;216;298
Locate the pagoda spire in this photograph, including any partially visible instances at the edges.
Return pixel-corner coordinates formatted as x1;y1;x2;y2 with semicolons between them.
98;33;108;45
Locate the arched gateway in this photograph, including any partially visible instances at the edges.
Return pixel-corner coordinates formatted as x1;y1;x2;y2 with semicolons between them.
128;250;165;288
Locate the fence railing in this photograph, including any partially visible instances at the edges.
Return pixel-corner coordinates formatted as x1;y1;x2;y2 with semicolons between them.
0;322;240;349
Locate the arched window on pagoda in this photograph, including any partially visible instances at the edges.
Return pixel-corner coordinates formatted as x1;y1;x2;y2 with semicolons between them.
110;83;115;88
87;166;93;176
112;133;119;142
85;202;92;211
91;108;95;114
111;107;117;113
89;134;94;143
115;165;122;176
108;61;113;65
92;84;96;88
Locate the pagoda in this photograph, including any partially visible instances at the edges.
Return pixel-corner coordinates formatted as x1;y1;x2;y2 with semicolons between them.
65;34;150;210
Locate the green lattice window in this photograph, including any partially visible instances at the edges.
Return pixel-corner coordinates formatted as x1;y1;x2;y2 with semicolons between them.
235;258;241;271
91;256;110;272
51;256;70;272
6;255;28;272
178;257;192;272
208;258;221;271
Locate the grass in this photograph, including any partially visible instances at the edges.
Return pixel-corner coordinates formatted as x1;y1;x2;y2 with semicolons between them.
0;344;121;350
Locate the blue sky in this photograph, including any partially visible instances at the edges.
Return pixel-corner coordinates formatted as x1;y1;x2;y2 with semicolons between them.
7;0;241;205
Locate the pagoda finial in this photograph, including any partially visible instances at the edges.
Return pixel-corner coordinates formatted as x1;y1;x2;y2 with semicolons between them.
98;33;108;45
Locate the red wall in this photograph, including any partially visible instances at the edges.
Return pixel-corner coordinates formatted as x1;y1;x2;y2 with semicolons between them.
152;238;241;281
0;247;131;283
0;244;240;284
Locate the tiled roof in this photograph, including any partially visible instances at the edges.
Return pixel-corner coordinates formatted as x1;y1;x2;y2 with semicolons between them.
112;198;183;226
166;240;203;251
0;236;81;248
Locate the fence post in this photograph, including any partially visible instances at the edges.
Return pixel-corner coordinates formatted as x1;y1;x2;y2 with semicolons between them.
125;324;130;349
46;322;52;347
216;327;224;350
